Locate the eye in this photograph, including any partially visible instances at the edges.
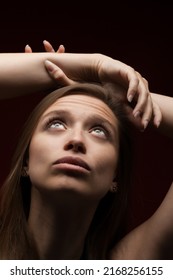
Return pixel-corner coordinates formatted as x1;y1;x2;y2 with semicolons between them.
90;126;108;138
50;122;65;129
46;118;66;130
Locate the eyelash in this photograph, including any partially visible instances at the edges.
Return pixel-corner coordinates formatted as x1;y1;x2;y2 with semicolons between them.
44;117;111;138
90;125;110;137
45;117;65;129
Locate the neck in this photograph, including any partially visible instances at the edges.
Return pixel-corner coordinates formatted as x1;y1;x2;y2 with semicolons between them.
28;188;98;259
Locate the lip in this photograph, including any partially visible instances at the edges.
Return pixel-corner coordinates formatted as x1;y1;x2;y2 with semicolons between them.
53;156;91;172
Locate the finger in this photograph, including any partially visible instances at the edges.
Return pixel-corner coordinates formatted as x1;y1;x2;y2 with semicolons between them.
57;44;65;53
44;60;76;86
123;105;144;131
43;40;55;52
127;71;149;105
116;66;139;102
140;94;153;130
25;44;32;53
152;101;162;128
132;78;150;119
126;72;139;103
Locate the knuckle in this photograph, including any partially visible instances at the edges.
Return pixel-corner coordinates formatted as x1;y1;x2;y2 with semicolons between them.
53;70;64;80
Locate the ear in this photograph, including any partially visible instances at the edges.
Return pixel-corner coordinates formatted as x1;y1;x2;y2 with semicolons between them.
110;181;118;193
21;166;29;177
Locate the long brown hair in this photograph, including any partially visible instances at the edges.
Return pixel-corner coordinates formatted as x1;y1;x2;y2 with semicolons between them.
0;83;133;259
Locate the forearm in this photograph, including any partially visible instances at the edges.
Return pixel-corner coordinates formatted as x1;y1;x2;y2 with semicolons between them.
0;51;153;132
151;92;173;138
0;53;54;98
0;52;98;99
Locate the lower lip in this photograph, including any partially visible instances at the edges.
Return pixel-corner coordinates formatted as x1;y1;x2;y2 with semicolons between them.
52;163;90;174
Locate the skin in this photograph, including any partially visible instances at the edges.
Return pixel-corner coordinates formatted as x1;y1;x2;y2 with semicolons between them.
1;41;172;259
27;93;119;259
151;93;173;138
40;40;163;129
111;181;173;259
1;40;159;131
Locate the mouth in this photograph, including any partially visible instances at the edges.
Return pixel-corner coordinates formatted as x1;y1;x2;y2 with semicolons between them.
53;156;91;172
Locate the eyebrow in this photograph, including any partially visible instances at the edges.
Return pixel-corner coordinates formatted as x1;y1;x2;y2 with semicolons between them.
42;110;69;118
41;110;72;122
41;109;118;135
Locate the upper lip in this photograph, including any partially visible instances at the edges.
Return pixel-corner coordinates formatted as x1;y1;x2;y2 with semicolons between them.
53;156;91;171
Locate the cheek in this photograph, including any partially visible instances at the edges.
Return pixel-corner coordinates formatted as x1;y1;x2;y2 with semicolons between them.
95;146;119;179
92;149;119;199
29;139;45;163
27;137;54;186
29;134;58;160
28;136;53;170
103;154;118;178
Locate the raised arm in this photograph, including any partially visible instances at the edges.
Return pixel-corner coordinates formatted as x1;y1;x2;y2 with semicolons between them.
0;43;160;131
151;92;173;138
110;181;173;259
110;93;173;259
0;52;145;99
0;52;71;99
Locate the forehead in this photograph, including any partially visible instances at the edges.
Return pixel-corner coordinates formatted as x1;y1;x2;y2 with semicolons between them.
43;94;118;126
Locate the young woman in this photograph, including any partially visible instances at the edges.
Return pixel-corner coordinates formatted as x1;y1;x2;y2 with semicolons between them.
0;82;134;259
1;80;173;260
0;48;151;260
0;45;172;259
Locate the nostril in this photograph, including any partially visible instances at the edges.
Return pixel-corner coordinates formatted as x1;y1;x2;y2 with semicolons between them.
78;145;86;153
67;143;73;150
64;140;86;154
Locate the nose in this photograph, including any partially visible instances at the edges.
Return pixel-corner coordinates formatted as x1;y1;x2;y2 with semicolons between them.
64;130;86;154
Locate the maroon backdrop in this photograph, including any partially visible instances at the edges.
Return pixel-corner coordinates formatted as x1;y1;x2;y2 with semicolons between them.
0;3;173;232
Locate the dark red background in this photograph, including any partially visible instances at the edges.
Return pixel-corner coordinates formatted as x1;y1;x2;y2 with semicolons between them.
0;2;173;232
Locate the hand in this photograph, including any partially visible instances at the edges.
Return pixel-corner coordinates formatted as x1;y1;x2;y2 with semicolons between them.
25;40;65;53
44;41;162;130
24;41;74;86
94;58;154;130
25;40;162;130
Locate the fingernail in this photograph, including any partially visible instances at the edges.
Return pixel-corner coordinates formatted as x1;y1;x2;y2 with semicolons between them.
155;120;161;128
143;120;148;130
25;44;31;50
133;111;141;118
44;60;54;72
128;95;133;102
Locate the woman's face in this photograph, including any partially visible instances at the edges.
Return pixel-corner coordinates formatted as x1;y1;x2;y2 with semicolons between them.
27;93;119;200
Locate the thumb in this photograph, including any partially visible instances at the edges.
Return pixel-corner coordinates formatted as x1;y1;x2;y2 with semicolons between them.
44;60;76;86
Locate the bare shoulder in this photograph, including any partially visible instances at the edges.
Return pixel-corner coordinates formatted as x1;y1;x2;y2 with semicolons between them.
110;221;155;260
109;220;173;260
110;182;173;260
